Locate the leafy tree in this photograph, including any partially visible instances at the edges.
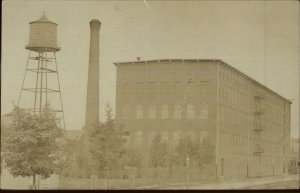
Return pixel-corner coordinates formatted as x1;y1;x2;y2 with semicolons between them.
74;141;91;178
175;135;215;167
195;137;215;166
60;137;85;178
88;104;126;172
150;133;168;168
175;135;198;166
2;106;66;189
124;148;143;168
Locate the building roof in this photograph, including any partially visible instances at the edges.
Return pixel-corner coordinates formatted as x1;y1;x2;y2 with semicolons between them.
114;59;292;104
114;58;222;65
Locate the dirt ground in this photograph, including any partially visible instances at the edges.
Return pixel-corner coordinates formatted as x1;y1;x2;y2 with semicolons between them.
245;179;299;189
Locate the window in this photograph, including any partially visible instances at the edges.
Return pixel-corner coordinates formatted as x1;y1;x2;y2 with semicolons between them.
174;104;182;119
201;82;209;98
175;81;182;96
136;105;143;119
148;105;156;119
173;131;180;145
135;131;143;145
149;82;157;98
148;131;156;144
123;82;132;98
161;131;168;142
185;131;193;139
161;105;169;119
187;104;195;119
200;103;209;119
161;82;168;96
193;81;201;97
122;104;131;119
136;82;144;99
199;131;208;142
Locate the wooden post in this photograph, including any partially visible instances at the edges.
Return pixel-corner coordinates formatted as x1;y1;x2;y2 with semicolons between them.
216;164;218;181
33;174;36;190
237;164;240;179
132;168;135;188
106;168;109;189
129;167;133;188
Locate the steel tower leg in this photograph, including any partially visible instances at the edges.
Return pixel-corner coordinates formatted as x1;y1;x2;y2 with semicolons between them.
18;51;66;130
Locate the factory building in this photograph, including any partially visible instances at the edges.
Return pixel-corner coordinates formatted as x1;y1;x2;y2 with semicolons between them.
114;59;291;180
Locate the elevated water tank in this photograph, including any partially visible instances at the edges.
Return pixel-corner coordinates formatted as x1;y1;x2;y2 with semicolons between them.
26;13;60;52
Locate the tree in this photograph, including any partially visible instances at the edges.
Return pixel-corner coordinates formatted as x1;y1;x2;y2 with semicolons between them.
195;137;215;166
2;106;66;189
175;135;198;166
88;104;126;172
175;135;215;167
60;137;83;178
150;133;168;168
125;148;143;168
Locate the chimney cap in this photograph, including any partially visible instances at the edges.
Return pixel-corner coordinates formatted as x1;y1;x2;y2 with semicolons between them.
90;19;101;24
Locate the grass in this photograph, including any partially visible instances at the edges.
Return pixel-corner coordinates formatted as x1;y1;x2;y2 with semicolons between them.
58;176;182;189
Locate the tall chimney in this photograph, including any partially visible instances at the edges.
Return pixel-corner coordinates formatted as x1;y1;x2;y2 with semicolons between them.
84;19;101;130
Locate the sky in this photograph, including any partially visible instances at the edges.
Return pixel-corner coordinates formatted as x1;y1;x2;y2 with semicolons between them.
2;0;299;138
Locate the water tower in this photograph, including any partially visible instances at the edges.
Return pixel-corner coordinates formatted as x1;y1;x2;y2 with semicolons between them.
18;13;65;129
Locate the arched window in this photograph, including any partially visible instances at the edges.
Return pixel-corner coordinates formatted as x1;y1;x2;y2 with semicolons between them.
200;103;209;119
148;105;156;119
136;105;143;119
136;82;144;100
186;104;195;119
175;81;182;96
161;105;169;119
122;104;131;119
161;82;169;96
174;104;182;119
149;82;157;98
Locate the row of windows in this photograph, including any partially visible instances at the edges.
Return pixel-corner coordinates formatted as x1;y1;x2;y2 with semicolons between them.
132;131;209;146
220;85;286;121
220;132;286;156
220;121;286;145
219;66;286;108
121;81;209;99
122;104;209;120
220;155;285;176
220;105;285;127
219;104;286;140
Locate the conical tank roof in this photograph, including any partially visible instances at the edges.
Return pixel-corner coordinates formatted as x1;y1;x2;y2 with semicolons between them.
29;12;57;25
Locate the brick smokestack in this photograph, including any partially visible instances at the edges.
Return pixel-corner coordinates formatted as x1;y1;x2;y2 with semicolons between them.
84;19;101;130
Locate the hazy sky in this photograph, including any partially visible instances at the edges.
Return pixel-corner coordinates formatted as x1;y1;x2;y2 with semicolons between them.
2;0;299;137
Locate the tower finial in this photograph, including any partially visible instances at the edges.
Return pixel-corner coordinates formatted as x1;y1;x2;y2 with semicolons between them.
41;11;47;19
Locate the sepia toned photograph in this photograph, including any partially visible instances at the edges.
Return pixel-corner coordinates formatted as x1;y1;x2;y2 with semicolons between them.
1;0;299;190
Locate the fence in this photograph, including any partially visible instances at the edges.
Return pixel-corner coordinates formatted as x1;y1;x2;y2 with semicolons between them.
59;164;217;189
